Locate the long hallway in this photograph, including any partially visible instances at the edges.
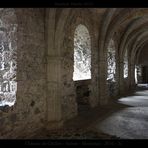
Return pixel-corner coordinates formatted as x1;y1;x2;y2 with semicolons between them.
1;8;148;141
94;85;148;139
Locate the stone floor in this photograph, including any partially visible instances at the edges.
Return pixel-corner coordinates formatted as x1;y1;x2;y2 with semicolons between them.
31;86;148;139
31;128;119;139
95;87;148;139
31;103;124;139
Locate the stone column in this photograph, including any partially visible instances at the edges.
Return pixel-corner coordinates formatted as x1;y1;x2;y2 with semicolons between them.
99;59;109;105
119;61;125;96
46;56;63;130
90;64;99;107
114;56;120;99
130;63;136;92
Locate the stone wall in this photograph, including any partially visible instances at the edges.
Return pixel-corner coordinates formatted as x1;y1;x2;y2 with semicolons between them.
74;80;91;106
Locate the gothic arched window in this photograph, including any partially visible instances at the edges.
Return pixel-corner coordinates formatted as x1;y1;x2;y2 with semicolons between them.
107;39;116;82
73;24;91;81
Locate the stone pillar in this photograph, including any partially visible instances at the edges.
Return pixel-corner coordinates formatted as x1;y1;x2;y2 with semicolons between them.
119;61;125;96
130;63;136;92
46;56;63;130
99;59;109;105
114;56;120;99
89;64;99;107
